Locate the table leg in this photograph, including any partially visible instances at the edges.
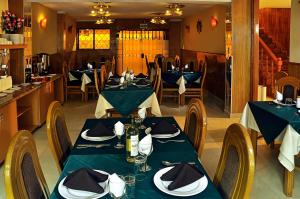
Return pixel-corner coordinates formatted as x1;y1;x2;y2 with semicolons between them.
284;169;294;197
250;129;257;159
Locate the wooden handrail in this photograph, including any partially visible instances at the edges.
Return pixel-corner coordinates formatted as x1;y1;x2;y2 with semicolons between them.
259;37;282;71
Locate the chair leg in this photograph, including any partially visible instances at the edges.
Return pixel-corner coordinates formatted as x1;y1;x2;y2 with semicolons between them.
284;169;294;197
84;89;88;102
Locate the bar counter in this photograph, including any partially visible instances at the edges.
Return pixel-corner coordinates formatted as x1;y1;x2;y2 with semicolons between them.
0;74;64;163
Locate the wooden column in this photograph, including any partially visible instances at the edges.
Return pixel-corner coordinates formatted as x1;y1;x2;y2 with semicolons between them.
251;0;259;101
231;0;252;114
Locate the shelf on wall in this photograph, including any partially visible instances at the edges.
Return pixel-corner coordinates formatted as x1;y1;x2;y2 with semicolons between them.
0;44;27;50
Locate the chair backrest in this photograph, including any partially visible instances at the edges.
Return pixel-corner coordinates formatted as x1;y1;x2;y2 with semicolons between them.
5;130;50;199
184;98;207;157
46;101;72;172
94;69;100;96
145;55;150;76
274;71;288;81
174;55;180;67
154;54;164;68
200;62;207;88
185;59;198;72
276;76;300;100
62;61;69;83
100;65;107;90
153;67;162;95
111;56;116;74
105;60;112;73
213;123;255;199
162;57;175;73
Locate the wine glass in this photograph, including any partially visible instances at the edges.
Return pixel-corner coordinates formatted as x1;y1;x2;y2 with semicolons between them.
114;129;124;149
109;174;126;199
139;145;153;172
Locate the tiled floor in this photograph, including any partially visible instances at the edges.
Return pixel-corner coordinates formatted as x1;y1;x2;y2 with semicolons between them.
0;97;299;198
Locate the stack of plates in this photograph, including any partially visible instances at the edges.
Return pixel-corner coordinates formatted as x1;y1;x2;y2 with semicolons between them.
153;167;208;197
58;170;109;199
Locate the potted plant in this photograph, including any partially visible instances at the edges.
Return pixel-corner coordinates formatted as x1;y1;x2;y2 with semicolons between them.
1;10;24;44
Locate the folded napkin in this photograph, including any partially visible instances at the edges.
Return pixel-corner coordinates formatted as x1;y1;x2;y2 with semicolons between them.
160;164;204;191
136;73;147;78
106;79;119;86
136;79;149;85
109;173;126;198
130;74;134;80
121;71;126;77
171;65;175;70
138;134;152;156
120;77;125;84
87;63;93;69
276;91;283;102
108;71;113;79
114;121;124;136
184;64;189;69
63;168;109;194
86;122;114;137
283;85;295;102
151;120;178;135
138;107;146;119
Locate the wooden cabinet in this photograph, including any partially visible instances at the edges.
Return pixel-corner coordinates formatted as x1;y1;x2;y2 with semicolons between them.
0;101;17;163
39;81;55;124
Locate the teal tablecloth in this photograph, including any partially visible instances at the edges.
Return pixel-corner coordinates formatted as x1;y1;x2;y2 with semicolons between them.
102;84;153;116
70;69;100;82
162;71;201;85
248;101;300;144
50;117;222;199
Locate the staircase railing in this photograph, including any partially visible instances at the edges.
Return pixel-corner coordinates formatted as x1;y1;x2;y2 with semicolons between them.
259;37;283;96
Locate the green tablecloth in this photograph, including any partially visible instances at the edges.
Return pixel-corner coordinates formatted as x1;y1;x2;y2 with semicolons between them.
248;101;300;144
102;85;153;116
50;117;222;199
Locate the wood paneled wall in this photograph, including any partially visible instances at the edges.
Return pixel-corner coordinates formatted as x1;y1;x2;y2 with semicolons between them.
288;62;300;79
231;0;252;114
259;8;291;53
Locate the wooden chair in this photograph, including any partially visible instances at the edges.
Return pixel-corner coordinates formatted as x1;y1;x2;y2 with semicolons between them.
94;69;101;96
174;55;180;67
154;54;164;69
154;67;162;97
184;58;198;71
85;70;98;101
111;56;116;74
4;130;50;199
213;123;255;199
272;71;288;95
145;55;151;77
183;62;207;104
184;98;207;158
46;101;72;173
162;57;175;73
100;65;108;91
62;61;84;102
275;76;300;100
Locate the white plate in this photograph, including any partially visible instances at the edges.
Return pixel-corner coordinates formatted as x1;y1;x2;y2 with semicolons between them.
105;84;121;88
153;167;208;197
132;83;150;87
21;83;31;87
32;82;42;85
58;170;109;199
145;127;181;139
48;74;56;76
81;129;116;142
2;89;14;94
273;99;295;106
10;87;21;91
0;93;7;97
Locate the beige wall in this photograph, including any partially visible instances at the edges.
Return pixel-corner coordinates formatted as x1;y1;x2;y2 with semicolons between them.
0;0;8;34
289;0;300;63
32;3;57;55
260;0;291;8
182;5;226;54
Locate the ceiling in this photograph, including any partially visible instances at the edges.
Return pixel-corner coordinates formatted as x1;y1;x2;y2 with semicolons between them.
25;0;231;21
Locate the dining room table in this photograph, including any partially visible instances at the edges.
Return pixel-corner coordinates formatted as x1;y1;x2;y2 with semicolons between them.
162;70;201;95
49;117;222;199
69;69;101;92
240;101;300;197
95;77;161;118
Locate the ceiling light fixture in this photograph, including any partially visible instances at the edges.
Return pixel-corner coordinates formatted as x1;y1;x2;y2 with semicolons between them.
150;17;167;25
90;1;114;24
164;3;184;16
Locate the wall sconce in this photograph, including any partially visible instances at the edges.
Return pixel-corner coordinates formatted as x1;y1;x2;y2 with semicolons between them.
40;17;47;29
210;16;218;28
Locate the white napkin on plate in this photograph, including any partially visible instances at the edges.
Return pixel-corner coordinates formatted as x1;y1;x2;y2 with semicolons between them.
184;64;188;69
138;108;146;119
114;121;124;136
109;173;125;198
121;71;126;77
276;91;283;102
171;65;175;70
138;134;152;156
87;63;93;69
120;77;125;84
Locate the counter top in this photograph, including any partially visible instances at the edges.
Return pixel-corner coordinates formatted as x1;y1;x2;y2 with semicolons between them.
0;74;63;108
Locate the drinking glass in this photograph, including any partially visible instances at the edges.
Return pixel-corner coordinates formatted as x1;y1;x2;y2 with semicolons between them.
114;129;124;149
139;145;153;172
109;177;126;199
123;175;135;199
134;155;146;181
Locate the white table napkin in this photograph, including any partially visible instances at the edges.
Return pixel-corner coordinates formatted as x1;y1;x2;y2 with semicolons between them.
171;65;175;70
276;91;283;102
87;63;93;69
108;71;113;79
138;107;146;119
109;173;125;198
120;77;125;84
114;121;124;136
68;72;78;81
121;71;126;77
130;73;134;80
138;134;152;155
184;64;188;69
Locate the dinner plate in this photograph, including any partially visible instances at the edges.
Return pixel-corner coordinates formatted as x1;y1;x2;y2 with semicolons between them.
58;170;109;199
0;93;8;97
10;87;21;91
105;84;121;88
81;129;116;141
145;127;181;139
21;83;31;87
132;83;150;87
153;167;208;197
32;82;42;85
273;99;295;106
2;89;14;94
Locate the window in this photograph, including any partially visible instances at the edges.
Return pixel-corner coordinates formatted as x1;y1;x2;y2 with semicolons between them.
78;29;110;49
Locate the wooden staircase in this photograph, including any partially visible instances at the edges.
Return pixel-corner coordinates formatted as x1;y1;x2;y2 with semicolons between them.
259;29;288;96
